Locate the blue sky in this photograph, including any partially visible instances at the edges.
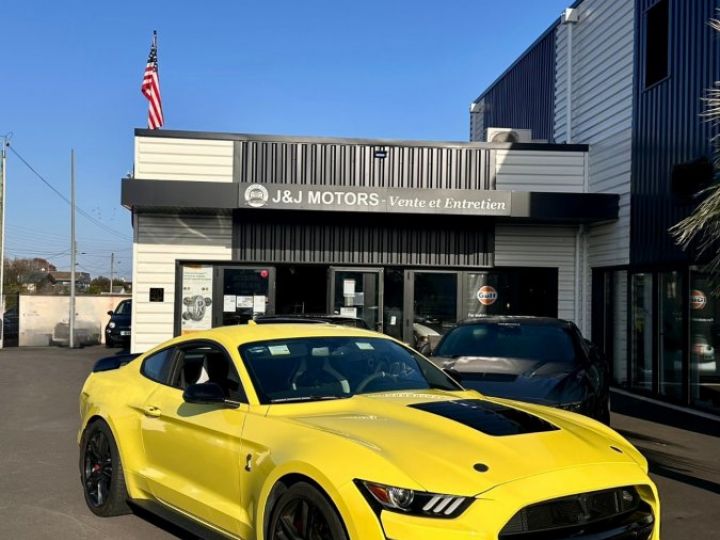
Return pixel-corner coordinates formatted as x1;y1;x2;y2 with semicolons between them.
1;0;569;278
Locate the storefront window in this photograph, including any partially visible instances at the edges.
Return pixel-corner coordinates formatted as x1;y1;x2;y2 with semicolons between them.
659;271;684;400
630;273;654;391
690;272;720;413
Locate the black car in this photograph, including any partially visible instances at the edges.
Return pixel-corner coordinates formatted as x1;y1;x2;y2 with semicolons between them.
430;317;610;423
105;299;132;348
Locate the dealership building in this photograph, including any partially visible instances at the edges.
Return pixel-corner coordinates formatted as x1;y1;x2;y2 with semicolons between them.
124;0;719;416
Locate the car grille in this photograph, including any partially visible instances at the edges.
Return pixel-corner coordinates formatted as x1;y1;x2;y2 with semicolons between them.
499;486;654;539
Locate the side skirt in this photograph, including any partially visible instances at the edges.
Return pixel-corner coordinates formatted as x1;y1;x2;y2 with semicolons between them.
129;499;243;540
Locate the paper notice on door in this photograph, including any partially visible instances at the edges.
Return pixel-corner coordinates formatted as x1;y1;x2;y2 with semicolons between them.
236;296;253;309
340;307;357;318
343;279;356;296
253;295;267;314
390;315;397;326
223;295;237;312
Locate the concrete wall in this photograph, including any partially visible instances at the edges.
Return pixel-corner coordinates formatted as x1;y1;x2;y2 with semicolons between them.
18;295;130;347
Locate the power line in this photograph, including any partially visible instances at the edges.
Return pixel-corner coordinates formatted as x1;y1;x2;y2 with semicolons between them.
7;145;131;241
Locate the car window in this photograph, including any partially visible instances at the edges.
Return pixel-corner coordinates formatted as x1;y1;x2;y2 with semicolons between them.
115;301;132;315
173;341;246;402
435;323;578;364
239;336;461;404
141;348;176;384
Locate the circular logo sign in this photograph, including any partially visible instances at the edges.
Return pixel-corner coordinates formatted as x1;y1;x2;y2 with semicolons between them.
690;289;707;311
477;285;498;306
244;184;269;208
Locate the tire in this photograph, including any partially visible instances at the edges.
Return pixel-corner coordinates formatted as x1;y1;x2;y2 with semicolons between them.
268;482;348;540
79;420;131;517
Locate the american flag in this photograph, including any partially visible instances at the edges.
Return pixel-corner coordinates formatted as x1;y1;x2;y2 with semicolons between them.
141;32;163;129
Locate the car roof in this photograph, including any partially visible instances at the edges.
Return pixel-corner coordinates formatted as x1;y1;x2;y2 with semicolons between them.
456;316;574;328
169;322;385;348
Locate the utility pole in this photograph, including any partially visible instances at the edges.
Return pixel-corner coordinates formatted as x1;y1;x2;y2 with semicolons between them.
0;136;7;350
69;150;76;349
109;252;114;293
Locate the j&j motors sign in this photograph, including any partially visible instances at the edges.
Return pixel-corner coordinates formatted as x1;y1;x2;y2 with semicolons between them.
241;183;512;217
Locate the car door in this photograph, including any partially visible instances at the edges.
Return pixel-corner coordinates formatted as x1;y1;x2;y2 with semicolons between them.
139;340;250;537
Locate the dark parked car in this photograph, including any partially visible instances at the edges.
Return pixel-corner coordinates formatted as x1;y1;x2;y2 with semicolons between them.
105;299;131;348
430;317;610;423
2;307;19;346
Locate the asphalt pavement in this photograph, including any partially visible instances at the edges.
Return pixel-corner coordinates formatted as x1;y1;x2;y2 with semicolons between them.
0;345;718;539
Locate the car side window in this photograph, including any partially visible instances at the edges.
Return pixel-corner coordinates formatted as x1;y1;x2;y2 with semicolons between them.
141;348;176;384
173;341;247;403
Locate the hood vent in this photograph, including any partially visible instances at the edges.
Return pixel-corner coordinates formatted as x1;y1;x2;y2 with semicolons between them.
409;399;558;436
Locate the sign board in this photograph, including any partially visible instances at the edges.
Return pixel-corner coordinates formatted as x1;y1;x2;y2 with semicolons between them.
180;265;213;334
240;182;511;217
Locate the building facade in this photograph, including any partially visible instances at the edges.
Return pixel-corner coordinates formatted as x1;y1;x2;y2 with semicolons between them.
124;130;616;360
471;0;719;415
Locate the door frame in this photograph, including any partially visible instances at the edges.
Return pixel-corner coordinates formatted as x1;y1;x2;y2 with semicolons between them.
327;266;384;332
403;270;463;344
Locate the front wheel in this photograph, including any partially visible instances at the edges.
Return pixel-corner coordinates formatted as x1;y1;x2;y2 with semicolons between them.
268;482;348;540
79;420;130;516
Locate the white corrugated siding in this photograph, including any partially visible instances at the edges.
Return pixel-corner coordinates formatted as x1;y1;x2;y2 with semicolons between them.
555;0;633;267
134;136;234;182
131;213;232;353
495;225;578;322
495;150;586;192
555;0;634;336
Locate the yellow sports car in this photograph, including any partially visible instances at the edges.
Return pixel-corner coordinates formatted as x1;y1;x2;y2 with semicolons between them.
78;323;660;540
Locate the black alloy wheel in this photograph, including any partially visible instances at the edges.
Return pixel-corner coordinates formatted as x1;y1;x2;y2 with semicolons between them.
269;482;348;540
80;421;130;516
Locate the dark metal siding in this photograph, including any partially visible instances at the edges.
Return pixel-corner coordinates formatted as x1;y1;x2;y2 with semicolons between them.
631;0;720;265
474;30;557;142
234;140;492;190
233;212;493;268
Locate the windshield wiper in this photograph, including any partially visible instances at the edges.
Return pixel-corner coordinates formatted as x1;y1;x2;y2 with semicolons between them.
270;394;353;403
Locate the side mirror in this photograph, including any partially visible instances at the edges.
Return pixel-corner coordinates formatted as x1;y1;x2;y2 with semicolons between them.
107;310;114;316
183;382;227;405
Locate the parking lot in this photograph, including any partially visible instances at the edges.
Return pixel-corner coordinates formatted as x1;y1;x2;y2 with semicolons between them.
0;346;718;539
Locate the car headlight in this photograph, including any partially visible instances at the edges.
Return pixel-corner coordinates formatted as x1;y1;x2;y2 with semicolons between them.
356;480;471;518
108;322;116;329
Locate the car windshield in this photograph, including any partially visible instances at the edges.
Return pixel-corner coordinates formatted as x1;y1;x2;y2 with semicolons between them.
239;337;461;404
435;323;577;364
115;301;131;315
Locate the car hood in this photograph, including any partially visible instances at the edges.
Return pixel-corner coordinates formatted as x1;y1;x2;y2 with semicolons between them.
435;356;580;404
271;390;640;497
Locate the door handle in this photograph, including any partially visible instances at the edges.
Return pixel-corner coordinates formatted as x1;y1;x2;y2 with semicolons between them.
143;406;162;418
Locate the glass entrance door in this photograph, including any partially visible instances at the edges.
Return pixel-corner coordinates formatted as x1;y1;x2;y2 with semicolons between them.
214;266;276;326
405;271;460;352
328;268;383;332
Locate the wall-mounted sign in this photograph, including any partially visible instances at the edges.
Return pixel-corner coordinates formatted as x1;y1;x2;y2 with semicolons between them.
181;265;213;334
690;289;707;311
477;285;498;306
240;182;511;217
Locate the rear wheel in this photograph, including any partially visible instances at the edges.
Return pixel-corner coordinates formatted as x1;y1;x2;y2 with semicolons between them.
79;420;130;516
268;482;348;540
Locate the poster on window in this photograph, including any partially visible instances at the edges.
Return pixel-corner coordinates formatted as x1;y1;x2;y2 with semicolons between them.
181;265;213;334
465;272;501;319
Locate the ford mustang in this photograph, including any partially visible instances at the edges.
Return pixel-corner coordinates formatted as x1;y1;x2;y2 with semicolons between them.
78;323;660;539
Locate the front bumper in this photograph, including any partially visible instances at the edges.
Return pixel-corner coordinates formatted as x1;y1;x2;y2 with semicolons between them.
343;462;659;540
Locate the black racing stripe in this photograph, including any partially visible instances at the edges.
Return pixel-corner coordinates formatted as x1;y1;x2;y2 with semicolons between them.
409;399;558;436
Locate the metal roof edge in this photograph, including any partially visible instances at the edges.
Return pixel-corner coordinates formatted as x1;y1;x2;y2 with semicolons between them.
470;0;586;106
